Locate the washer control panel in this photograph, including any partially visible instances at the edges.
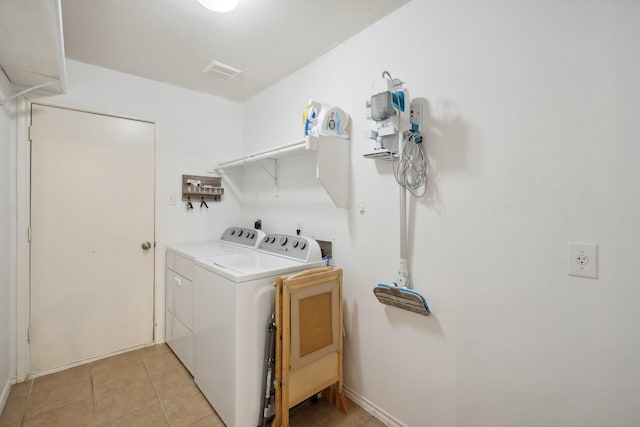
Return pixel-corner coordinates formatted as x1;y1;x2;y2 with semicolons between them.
220;227;265;247
258;233;322;262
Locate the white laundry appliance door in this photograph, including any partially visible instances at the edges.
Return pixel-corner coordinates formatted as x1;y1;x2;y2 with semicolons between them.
29;104;155;374
194;265;238;426
193;260;279;427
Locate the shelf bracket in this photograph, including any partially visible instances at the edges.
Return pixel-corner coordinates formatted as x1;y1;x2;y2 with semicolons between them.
257;158;278;184
0;81;57;105
257;158;279;197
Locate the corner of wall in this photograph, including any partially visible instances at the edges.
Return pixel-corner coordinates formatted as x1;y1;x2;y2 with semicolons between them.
1;72;17;412
0;377;14;416
343;385;407;427
0;68;14;100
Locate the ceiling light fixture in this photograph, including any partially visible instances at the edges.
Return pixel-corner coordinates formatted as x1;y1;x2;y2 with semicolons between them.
198;0;239;13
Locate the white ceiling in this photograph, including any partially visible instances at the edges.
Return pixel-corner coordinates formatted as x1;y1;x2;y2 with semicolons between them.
61;0;410;101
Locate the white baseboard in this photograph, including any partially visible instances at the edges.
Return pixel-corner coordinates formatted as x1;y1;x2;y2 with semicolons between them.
0;377;14;415
343;384;407;427
28;342;155;380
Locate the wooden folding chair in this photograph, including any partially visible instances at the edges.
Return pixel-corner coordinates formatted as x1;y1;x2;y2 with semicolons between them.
271;267;348;427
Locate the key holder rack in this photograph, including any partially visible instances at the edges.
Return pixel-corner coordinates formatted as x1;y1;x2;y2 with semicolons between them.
182;174;224;203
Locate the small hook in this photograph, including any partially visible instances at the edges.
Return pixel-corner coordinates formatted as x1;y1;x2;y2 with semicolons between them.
201;196;208;209
186;196;193;210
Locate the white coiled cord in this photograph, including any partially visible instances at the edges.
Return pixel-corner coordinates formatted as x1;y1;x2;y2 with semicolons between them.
394;131;427;197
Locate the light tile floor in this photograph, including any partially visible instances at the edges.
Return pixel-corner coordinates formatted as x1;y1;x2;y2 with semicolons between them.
0;344;385;427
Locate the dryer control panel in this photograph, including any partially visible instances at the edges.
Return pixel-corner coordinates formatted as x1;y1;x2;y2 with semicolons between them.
220;227;265;247
258;233;323;262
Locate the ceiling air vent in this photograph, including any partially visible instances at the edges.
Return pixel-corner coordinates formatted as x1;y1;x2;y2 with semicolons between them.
202;60;242;80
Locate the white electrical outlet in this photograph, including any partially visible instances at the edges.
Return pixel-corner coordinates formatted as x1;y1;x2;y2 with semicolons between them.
166;192;177;206
568;242;598;279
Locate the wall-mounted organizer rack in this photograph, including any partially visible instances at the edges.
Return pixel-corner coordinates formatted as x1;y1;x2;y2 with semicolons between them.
182;175;224;202
215;135;349;208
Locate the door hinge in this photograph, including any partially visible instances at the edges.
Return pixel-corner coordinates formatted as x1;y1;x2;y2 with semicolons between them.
27;226;32;242
28;125;32;142
27;327;31;343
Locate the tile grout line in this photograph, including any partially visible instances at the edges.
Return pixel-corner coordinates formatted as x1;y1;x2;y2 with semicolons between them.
90;363;97;426
141;349;174;427
19;379;34;426
92;350;160;426
9;348;216;427
190;412;213;426
89;363;98;426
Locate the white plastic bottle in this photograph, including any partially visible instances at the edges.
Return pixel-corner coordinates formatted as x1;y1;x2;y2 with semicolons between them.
305;99;322;136
318;106;349;139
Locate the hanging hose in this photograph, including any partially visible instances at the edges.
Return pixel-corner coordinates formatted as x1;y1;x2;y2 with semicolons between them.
393;131;427;197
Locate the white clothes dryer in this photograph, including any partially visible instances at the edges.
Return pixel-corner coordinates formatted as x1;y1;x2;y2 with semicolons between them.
168;227;265;260
165;227;265;373
193;233;325;427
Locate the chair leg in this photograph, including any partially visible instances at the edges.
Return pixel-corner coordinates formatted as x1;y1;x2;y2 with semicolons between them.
336;390;349;414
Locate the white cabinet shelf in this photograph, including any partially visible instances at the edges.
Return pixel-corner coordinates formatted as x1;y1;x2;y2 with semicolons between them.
215;135;350;208
0;0;67;104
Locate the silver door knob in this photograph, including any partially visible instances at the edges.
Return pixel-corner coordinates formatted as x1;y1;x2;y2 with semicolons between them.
141;241;152;250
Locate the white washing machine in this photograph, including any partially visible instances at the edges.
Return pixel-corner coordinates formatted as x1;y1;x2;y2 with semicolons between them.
165;227;265;374
193;233;325;427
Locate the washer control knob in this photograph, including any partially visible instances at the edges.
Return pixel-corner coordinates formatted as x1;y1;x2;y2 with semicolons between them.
230;229;236;236
280;237;288;246
292;241;299;248
300;242;307;250
238;230;244;237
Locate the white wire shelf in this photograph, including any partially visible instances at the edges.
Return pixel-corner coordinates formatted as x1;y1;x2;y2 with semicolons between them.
215;135;350;208
215;139;310;169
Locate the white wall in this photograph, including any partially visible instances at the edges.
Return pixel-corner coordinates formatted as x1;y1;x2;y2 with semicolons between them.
243;1;640;426
0;71;16;400
31;59;248;340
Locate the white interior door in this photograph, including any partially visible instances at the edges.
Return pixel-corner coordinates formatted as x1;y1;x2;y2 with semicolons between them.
29;104;155;373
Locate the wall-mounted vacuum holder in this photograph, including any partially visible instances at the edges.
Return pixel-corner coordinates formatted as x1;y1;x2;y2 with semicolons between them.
182;175;224;209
